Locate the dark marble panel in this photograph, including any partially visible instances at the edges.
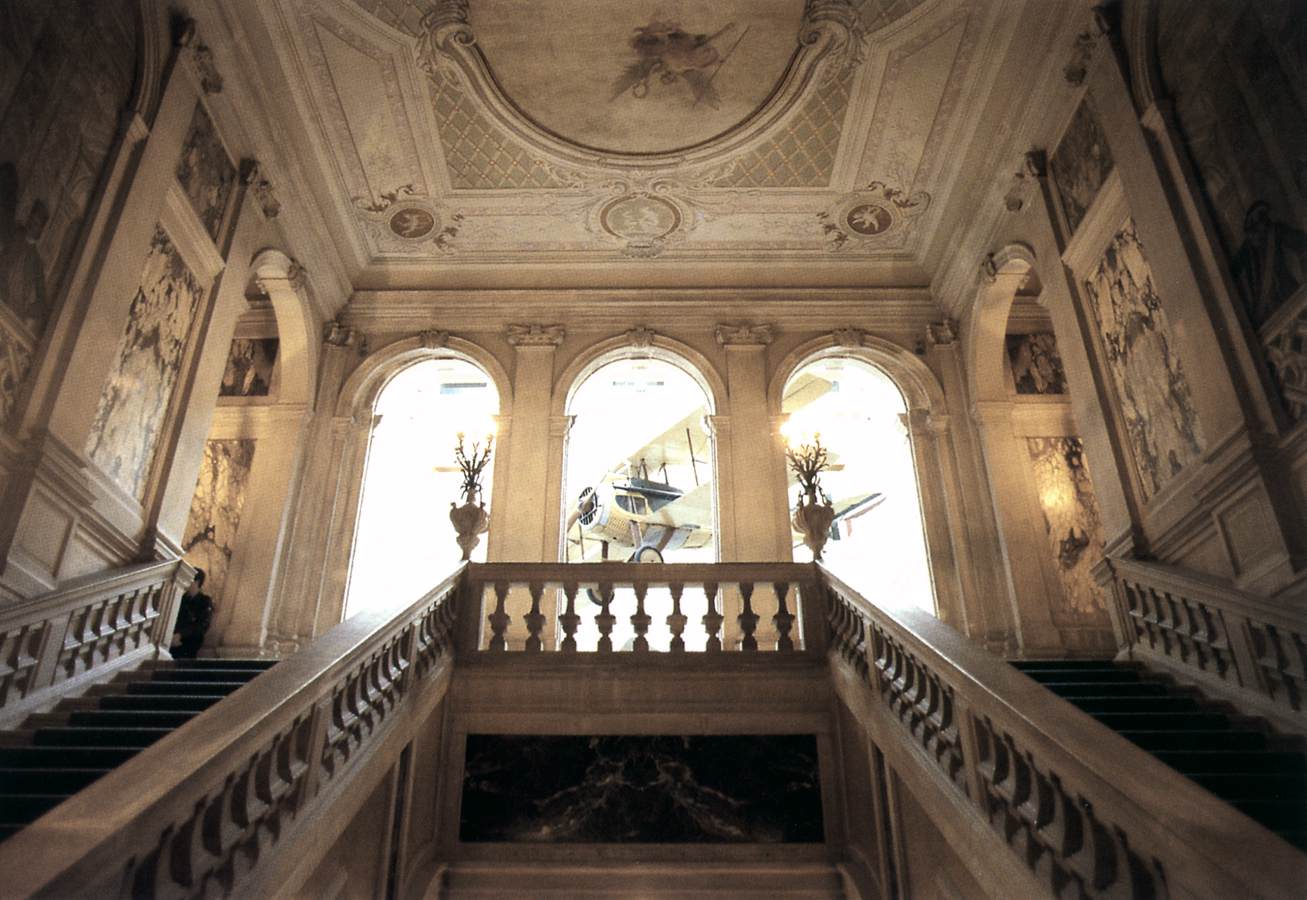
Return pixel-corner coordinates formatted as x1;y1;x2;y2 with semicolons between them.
219;338;279;397
1082;220;1204;498
1027;437;1108;621
1006;332;1067;395
176;102;236;242
460;734;823;843
1050;97;1114;234
86;225;206;501
183;439;255;602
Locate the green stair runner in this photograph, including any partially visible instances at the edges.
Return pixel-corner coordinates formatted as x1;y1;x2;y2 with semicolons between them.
0;658;276;842
1013;659;1307;851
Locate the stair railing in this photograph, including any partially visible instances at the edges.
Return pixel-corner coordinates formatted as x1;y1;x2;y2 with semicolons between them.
820;564;1306;900
0;559;191;727
0;563;465;899
1103;555;1307;729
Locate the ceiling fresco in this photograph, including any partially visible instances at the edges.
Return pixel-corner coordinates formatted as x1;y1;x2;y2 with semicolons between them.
250;0;1030;278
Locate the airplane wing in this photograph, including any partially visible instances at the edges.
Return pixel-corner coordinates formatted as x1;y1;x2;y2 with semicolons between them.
654;481;713;526
782;371;833;410
620;407;712;474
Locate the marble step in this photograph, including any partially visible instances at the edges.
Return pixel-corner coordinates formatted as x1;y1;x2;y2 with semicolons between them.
440;862;845;899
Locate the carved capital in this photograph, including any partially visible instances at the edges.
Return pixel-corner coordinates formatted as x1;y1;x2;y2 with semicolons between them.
323;317;357;349
1024;149;1047;178
925;319;958;348
980;253;999;283
420;329;450;350
625;326;656;349
505;323;565;348
715;323;775;347
831;327;864;349
240;158;281;219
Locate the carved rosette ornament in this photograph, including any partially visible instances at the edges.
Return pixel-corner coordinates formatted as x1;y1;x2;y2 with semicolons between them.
819;181;931;252
715;323;775;347
505;324;565;348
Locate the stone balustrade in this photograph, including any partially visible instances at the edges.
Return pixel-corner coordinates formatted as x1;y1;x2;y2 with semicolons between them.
458;562;824;654
1104;555;1307;728
822;566;1304;900
0;559;190;726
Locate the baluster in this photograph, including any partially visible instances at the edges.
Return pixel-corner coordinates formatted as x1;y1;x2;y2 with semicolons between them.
667;582;687;652
524;581;545;652
595;584;616;652
487;581;510;651
738;582;758;651
772;581;794;652
631;581;651;652
559;583;580;652
702;582;723;652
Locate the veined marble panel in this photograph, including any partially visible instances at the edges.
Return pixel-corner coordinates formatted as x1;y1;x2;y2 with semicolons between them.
219;338;278;398
460;734;823;843
176;102;236;242
86;225;206;502
1050;96;1114;235
1027;437;1107;620
1006;332;1067;395
1082;219;1204;498
183;439;255;604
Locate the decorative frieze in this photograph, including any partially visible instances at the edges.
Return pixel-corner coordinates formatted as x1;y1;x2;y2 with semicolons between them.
505;324;565;348
715;323;774;347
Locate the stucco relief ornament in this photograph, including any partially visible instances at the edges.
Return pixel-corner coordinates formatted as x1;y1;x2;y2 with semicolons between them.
626;326;657;349
585;182;699;258
801;0;868;81
505;324;565;347
353;184;462;256
240;159;281;219
818;181;930;252
831;327;864;348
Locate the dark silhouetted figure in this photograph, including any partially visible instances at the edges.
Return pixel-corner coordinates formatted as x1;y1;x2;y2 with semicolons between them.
173;569;214;659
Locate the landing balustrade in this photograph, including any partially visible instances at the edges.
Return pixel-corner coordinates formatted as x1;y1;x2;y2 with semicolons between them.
0;560;1301;899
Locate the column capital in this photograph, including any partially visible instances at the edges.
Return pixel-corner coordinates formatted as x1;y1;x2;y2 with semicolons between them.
715;323;774;347
924;319;958;349
506;323;565;348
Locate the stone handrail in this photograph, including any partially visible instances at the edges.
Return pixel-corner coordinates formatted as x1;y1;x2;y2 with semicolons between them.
458;562;825;654
0;562;465;899
821;564;1306;900
1104;555;1307;726
0;559;191;726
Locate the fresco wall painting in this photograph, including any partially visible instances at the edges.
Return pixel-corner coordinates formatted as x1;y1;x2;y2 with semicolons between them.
1082;219;1204;499
219;338;279;398
0;0;138;425
183;439;256;606
1049;97;1115;235
1006;332;1068;395
1026;437;1108;621
85;226;207;502
176;101;237;243
460;734;823;843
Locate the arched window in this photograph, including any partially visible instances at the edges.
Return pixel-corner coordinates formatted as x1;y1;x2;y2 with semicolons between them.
782;356;935;614
561;356;716;565
344;357;499;618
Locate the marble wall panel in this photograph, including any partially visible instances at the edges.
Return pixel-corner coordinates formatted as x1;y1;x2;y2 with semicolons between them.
1027;437;1107;621
1050;97;1114;234
1006;332;1067;395
183;439;255;603
1083;219;1204;498
176;102;236;242
219;338;279;398
0;0;137;424
86;225;207;502
1158;0;1307;331
460;734;823;843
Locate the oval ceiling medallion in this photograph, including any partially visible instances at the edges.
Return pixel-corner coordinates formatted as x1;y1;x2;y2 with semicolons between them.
470;0;807;156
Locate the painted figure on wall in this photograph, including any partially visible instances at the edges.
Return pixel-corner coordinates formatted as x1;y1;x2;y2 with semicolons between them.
219;338;279;398
1027;437;1108;621
1050;97;1115;234
86;226;206;502
1083;220;1204;498
1231;202;1307;330
183;439;256;608
1006;332;1068;395
176;102;237;242
612;20;743;109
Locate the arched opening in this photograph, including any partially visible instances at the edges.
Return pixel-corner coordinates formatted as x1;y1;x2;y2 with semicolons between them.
782;356;935;614
344;357;499;618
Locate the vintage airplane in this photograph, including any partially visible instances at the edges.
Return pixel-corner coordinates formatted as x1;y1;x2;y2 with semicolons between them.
561;372;884;562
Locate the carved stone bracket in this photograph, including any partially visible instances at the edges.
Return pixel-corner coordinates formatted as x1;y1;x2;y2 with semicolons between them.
420;329;450;350
625;326;656;349
715;323;775;347
925;320;958;349
1063;10;1110;86
505;324;565;348
980;254;999;284
240;159;281;219
831;327;864;349
323;317;358;349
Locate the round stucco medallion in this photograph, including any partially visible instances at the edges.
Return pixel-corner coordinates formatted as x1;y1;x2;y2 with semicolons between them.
846;204;893;236
600;194;682;241
388;207;437;239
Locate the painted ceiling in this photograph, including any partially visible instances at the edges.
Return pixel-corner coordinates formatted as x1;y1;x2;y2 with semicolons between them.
240;0;1062;286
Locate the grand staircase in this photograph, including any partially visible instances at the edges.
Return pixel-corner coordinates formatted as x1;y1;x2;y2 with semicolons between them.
1013;659;1307;850
0;658;275;842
